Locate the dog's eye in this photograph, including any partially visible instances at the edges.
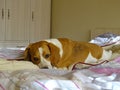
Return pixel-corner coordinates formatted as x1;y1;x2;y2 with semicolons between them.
44;54;50;58
34;57;39;61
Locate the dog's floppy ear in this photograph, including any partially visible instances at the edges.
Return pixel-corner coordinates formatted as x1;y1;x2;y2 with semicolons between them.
48;43;61;67
24;44;32;61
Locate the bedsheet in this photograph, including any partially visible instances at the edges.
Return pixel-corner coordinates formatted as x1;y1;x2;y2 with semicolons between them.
0;48;24;60
0;69;82;90
74;56;120;90
0;57;120;90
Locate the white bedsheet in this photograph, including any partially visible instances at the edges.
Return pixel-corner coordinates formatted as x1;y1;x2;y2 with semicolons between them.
0;69;82;90
0;59;120;90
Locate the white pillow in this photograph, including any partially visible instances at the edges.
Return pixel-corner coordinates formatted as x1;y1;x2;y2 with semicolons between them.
0;59;39;71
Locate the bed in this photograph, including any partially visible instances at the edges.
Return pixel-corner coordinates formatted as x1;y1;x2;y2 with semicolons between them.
0;28;120;90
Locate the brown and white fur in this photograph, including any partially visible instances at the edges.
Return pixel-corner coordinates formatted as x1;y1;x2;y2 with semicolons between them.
24;38;112;70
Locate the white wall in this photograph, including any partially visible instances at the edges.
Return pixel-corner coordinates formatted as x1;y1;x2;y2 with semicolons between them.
51;0;120;41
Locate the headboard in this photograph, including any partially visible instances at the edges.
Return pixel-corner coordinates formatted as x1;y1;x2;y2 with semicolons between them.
91;28;120;39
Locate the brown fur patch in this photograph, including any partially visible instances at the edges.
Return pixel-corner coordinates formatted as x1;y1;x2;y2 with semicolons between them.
55;38;103;68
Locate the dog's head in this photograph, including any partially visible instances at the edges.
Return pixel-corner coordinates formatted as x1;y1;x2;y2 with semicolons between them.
24;39;62;68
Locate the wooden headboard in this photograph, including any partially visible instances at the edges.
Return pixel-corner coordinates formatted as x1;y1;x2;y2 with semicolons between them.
91;28;120;39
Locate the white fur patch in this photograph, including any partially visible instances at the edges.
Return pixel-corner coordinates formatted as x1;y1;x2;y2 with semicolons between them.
85;53;98;63
45;39;63;57
85;50;112;63
38;47;52;68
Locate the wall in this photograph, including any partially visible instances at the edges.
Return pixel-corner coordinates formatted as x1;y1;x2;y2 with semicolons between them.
51;0;120;41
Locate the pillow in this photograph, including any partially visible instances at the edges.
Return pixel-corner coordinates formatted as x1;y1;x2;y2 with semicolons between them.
0;59;39;71
90;32;120;46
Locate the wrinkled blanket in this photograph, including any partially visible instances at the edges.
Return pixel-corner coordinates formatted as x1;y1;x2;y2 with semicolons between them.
0;69;81;90
0;57;120;90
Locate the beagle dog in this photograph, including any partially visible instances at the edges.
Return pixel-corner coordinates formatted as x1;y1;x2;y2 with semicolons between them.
24;38;112;70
